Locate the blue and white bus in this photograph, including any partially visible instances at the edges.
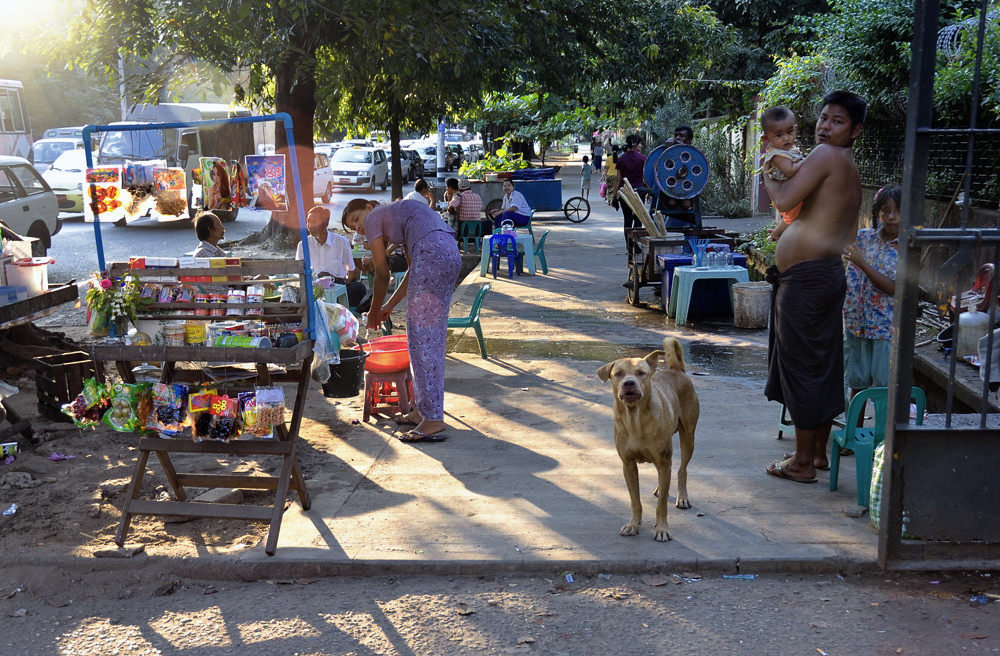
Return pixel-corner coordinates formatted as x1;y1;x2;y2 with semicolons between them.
0;79;32;159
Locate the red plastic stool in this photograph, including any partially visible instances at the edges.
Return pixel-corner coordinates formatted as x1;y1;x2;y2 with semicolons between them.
363;369;414;421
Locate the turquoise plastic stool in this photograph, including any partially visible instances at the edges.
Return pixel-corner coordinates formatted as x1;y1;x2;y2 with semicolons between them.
667;265;749;326
488;234;518;279
830;386;926;507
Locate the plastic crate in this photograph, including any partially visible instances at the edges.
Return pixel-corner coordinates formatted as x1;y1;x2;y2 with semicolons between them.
34;351;95;422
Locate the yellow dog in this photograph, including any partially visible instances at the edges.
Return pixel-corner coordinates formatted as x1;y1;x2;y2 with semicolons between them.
597;337;699;541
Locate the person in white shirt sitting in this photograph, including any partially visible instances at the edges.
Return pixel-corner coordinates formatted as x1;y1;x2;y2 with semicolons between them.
192;211;227;257
404;178;435;206
489;179;532;228
295;206;366;307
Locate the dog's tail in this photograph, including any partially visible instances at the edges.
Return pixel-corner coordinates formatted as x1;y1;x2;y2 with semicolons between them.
661;337;686;372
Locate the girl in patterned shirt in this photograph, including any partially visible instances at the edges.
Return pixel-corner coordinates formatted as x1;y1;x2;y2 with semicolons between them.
842;185;901;421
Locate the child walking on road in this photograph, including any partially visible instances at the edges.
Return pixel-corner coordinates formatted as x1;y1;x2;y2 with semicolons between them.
581;156;592;199
843;184;900;417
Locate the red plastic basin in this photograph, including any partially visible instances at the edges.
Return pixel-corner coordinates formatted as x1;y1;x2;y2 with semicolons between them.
361;334;410;372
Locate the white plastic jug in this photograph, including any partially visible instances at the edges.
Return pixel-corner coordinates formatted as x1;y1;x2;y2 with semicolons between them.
957;309;990;357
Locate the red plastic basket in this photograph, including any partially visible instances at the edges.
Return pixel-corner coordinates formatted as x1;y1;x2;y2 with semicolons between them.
361;334;410;372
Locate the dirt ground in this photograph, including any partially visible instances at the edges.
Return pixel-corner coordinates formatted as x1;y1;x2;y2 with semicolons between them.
2;565;998;655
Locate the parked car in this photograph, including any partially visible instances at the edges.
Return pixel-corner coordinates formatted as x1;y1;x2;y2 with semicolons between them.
416;145;438;176
444;144;464;172
395;150;413;183
329;146;389;190
465;143;484;164
314;151;334;203
0;156;60;255
30;136;83;175
402;149;424;181
42;149;85;214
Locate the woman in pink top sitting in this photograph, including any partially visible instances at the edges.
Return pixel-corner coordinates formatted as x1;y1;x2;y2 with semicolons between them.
342;198;460;442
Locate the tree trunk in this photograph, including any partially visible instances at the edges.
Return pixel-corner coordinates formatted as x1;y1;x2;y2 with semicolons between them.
256;34;318;248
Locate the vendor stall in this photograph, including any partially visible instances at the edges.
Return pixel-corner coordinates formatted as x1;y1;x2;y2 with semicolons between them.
79;113;319;555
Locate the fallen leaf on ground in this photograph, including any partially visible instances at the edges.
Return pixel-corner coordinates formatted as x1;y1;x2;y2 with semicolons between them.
516;636;535;645
962;632;988;640
456;603;475;616
642;575;669;587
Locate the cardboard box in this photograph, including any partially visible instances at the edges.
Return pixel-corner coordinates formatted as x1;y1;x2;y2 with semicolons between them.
179;257;212;283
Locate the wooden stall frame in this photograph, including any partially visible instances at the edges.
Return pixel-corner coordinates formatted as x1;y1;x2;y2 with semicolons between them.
91;259;316;556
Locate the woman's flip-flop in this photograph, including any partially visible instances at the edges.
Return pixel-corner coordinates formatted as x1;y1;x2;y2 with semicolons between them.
398;430;447;443
766;460;817;484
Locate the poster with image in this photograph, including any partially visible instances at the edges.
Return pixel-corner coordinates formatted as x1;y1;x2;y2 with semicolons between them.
83;167;128;223
199;157;234;211
244;154;287;212
150;167;188;219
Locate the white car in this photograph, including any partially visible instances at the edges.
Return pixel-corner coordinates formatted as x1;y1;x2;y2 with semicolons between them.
42;149;86;214
0;156;61;254
314;151;334;203
31;137;83;175
330;147;389;191
416;144;438;176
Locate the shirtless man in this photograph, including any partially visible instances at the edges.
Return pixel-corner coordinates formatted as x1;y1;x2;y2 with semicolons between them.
763;90;867;484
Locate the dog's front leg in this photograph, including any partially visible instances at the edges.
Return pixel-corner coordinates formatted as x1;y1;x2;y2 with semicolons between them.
652;460;672;541
620;459;642;537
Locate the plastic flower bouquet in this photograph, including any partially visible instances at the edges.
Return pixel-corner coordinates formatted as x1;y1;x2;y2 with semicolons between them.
85;272;152;337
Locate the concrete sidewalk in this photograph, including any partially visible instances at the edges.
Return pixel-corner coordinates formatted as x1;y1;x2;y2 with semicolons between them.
237;163;881;576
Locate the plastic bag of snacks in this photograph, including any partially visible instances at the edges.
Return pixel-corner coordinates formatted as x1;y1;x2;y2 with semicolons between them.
237;390;270;439
189;388;217;442
103;382;153;432
146;383;189;436
256;386;286;433
61;378;111;429
207;395;240;441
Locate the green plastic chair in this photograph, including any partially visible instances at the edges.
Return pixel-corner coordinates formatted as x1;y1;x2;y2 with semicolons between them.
458;221;484;254
830;386;926;508
516;230;550;275
447;284;490;358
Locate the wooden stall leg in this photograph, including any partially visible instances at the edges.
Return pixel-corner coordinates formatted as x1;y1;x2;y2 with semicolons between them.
115;448;151;546
265;438;298;556
153;450;187;501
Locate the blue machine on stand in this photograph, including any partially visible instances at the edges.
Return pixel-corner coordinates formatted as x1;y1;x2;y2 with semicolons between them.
642;144;709;229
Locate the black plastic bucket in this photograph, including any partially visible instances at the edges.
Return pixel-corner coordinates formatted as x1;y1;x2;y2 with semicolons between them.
322;348;367;397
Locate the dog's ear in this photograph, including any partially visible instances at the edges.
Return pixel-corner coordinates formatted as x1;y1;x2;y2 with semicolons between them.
597;362;614;382
644;350;665;370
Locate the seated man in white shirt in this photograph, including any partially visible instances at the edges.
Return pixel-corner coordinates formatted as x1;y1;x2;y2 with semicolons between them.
295;206;366;307
404;178;434;205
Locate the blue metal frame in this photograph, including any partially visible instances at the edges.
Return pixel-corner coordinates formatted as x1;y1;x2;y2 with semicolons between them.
81;113;315;340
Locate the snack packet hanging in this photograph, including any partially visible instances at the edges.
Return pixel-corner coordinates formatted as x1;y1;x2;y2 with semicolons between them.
188;388;217;442
61;378;111;429
207;395;240;441
237;391;271;439
146;383;189;436
103;382;152;432
255;386;286;433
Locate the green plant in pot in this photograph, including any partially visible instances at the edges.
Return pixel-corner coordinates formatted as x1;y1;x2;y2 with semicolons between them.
459;146;530;180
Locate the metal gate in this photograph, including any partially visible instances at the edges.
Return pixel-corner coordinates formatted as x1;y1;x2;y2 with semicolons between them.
883;0;1000;568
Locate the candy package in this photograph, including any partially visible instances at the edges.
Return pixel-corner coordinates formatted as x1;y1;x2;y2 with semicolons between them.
103;382;152;432
206;395;240;441
188;388;217;442
237;391;270;439
146;383;189;436
256;386;286;432
61;378;111;429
